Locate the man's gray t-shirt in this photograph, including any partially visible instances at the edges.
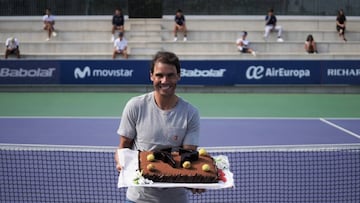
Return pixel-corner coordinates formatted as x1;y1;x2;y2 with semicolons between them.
117;92;200;203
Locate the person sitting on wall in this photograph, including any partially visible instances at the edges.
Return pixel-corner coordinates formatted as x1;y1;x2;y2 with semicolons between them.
336;9;347;42
112;32;128;59
264;8;284;42
304;34;318;54
5;37;20;59
43;8;57;41
236;31;256;56
111;8;125;42
173;9;187;42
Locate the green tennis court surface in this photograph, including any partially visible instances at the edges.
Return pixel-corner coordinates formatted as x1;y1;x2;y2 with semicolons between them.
1;93;360;117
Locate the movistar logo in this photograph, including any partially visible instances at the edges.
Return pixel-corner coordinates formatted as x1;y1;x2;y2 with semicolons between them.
74;66;91;79
74;66;133;79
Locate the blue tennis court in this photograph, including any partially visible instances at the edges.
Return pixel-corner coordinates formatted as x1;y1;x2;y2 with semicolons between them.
1;117;360;202
0;117;359;146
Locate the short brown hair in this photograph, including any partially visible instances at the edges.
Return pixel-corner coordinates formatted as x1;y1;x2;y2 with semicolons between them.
150;51;181;74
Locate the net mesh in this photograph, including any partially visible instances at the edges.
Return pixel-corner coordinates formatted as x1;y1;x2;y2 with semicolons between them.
1;144;360;203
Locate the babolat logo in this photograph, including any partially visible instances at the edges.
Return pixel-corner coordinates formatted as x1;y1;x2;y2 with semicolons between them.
74;66;133;79
181;68;226;77
0;68;55;77
246;65;310;80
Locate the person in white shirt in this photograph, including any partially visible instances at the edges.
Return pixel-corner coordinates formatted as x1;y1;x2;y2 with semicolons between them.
5;37;20;59
43;8;57;41
236;31;256;56
112;32;128;59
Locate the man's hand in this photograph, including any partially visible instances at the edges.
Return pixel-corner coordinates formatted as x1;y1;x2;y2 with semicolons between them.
116;162;122;172
114;135;134;172
188;188;206;194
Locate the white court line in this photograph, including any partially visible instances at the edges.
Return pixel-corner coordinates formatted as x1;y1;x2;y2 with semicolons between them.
320;118;360;140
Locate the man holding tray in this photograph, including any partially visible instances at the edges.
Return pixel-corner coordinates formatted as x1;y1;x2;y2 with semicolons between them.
115;51;203;202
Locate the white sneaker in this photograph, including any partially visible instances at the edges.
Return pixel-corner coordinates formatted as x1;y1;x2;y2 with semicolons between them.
46;38;50;41
183;37;187;42
277;37;284;42
173;37;178;42
251;51;256;57
111;35;115;42
52;31;57;37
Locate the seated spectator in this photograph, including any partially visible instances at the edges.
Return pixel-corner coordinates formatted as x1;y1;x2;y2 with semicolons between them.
236;31;256;56
304;34;318;54
43;8;57;41
264;8;283;42
5;37;20;59
112;32;128;59
173;9;187;42
336;9;347;42
111;8;125;42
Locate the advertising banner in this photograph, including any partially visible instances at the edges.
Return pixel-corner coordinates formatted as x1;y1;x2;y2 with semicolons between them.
0;60;359;85
320;61;360;84
59;60;149;84
0;61;60;84
235;60;321;84
179;61;236;85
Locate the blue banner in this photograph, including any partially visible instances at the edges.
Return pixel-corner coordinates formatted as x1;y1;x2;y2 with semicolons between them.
60;60;149;84
0;61;60;84
0;60;359;85
179;61;237;85
235;61;321;84
320;61;360;84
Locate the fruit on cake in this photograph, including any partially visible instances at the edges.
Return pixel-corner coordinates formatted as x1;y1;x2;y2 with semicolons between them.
138;148;219;183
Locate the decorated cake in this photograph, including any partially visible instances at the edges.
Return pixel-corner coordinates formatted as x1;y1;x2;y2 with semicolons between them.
138;148;219;183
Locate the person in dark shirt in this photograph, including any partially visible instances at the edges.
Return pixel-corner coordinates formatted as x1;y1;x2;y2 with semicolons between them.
336;9;347;42
264;8;283;42
173;9;187;41
111;8;125;42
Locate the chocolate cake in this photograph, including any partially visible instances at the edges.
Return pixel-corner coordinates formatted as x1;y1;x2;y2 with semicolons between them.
138;148;219;183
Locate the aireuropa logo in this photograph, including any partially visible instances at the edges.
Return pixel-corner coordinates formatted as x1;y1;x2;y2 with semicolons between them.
74;66;134;79
181;68;226;77
0;67;56;78
246;65;310;80
246;66;265;79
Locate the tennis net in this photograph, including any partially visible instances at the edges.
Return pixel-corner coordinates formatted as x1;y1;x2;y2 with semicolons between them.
1;144;360;203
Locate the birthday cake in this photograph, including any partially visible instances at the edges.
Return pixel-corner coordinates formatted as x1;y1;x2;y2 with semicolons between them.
138;148;219;183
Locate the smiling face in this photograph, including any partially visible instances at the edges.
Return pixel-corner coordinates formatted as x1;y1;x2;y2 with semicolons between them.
150;62;180;98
